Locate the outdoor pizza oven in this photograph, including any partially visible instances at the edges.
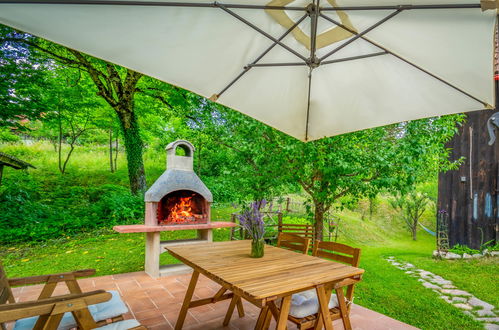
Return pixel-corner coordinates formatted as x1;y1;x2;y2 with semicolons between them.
144;140;212;226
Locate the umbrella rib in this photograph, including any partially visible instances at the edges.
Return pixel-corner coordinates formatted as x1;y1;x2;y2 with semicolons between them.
305;68;313;141
213;13;308;100
319;13;492;108
215;2;308;62
248;62;308;67
321;51;388;65
318;9;402;63
0;0;307;11
320;3;481;11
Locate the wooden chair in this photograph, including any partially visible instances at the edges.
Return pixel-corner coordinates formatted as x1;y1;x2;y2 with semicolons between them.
276;232;311;254
284;240;361;330
278;223;314;241
0;263;139;330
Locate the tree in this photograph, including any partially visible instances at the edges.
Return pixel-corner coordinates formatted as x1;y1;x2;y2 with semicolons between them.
0;26;51;129
193;106;463;240
390;191;431;240
0;28;147;193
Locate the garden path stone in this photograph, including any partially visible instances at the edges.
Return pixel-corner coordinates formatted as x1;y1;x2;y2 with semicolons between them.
469;297;495;311
478;318;499;322
440;289;472;296
439;295;452;303
477;310;497;317
431;277;452;286
385;257;498;329
454;303;473;310
421;281;441;290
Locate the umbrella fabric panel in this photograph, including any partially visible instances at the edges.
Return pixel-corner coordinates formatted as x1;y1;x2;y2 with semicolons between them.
329;8;495;105
0;0;495;141
218;65;310;139
310;54;484;140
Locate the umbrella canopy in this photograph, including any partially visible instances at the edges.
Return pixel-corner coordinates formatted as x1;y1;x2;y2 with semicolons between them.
0;0;496;141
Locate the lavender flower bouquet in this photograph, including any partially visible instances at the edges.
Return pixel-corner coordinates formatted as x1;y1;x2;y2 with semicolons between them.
238;200;266;258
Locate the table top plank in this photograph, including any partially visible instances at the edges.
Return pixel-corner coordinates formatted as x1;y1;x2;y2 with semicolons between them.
167;240;364;304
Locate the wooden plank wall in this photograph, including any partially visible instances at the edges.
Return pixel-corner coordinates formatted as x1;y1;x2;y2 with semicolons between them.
438;109;499;249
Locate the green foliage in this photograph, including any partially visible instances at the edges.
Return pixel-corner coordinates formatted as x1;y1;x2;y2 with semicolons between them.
0;173;143;243
0;27;51;129
448;244;480;256
0;128;20;142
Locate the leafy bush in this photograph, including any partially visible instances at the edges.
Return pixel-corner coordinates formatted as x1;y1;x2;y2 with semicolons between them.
0;174;143;243
448;244;480;256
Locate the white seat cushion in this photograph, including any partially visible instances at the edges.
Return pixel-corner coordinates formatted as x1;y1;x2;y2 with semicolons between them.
98;319;141;330
13;290;129;330
288;289;339;319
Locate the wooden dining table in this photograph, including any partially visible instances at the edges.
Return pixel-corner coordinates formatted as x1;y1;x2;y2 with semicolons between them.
167;240;364;330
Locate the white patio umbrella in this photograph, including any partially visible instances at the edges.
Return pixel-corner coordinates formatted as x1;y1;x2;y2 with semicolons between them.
0;0;496;141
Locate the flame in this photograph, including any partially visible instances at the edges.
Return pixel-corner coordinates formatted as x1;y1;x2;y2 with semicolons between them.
167;196;194;223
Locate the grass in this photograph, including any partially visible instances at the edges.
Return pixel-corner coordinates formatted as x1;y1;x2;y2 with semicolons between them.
1;141;497;329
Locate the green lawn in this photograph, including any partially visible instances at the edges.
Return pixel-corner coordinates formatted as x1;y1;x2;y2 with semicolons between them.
2;205;497;330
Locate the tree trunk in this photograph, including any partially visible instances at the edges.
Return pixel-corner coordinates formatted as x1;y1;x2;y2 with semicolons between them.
412;223;417;241
314;201;326;241
117;109;146;194
109;127;114;173
114;135;118;170
58;112;63;174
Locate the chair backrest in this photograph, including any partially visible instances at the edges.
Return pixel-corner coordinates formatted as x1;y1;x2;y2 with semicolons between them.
0;264;14;305
0;263;14;330
278;223;314;241
312;240;361;267
277;232;311;254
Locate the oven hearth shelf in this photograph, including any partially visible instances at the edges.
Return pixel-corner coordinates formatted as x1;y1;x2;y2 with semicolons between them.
113;222;235;233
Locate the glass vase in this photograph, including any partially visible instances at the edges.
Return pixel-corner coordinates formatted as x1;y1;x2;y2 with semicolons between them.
251;238;265;258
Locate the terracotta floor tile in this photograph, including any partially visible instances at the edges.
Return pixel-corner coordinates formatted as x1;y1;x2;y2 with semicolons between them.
148;322;174;330
136;314;168;327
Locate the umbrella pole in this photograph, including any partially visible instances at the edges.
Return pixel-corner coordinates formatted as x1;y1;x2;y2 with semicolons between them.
496;14;499;110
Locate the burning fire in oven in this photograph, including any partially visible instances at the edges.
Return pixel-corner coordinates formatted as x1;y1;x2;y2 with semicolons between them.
168;195;194;223
158;191;207;225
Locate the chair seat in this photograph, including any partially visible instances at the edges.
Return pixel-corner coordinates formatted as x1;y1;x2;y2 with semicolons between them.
98;319;140;329
13;290;128;330
288;289;339;319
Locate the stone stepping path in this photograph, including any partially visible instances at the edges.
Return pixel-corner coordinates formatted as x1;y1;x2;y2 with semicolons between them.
386;256;498;330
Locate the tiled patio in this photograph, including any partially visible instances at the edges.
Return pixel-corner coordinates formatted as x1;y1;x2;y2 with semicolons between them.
11;271;417;330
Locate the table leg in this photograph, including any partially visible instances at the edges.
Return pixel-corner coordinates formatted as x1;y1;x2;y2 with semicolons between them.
314;285;333;330
335;287;352;330
175;270;199;330
262;307;273;330
255;305;270;330
223;295;240;326
276;295;291;330
236;296;245;317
